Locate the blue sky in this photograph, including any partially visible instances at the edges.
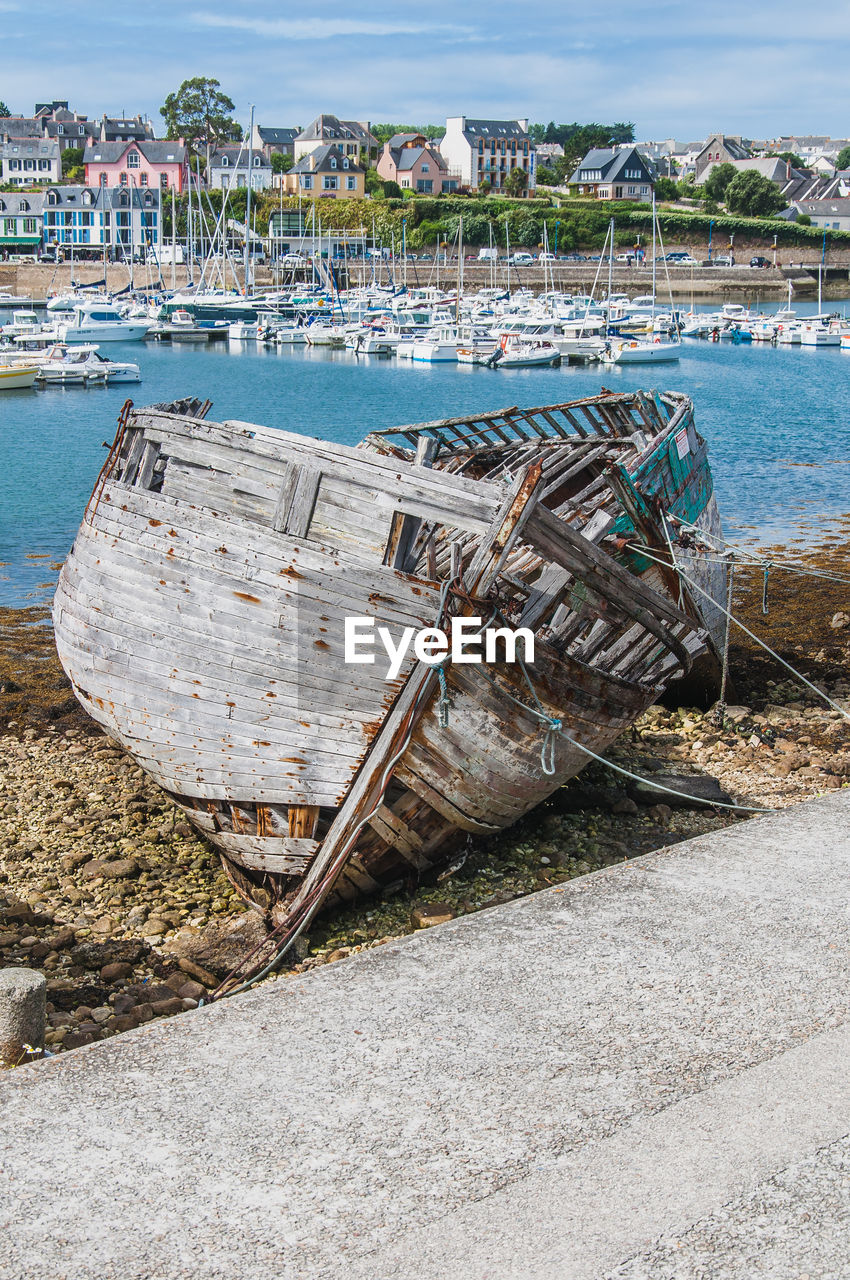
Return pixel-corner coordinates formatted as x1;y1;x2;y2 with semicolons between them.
2;0;849;141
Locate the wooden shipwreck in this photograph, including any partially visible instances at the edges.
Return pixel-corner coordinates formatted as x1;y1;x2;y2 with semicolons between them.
54;390;726;942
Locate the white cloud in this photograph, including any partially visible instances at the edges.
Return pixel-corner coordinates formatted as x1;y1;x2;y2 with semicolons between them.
189;12;479;40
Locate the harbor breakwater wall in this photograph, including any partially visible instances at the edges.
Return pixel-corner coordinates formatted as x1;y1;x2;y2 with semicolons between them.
2;262;843;301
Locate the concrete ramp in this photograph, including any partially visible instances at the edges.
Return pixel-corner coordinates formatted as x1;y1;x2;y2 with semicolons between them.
1;791;849;1279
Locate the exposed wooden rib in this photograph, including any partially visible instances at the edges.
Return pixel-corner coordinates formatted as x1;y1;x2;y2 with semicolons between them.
288;805;320;838
367;804;430;869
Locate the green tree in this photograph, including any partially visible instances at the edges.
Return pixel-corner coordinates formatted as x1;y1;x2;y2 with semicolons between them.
724;170;786;216
270;152;292;174
371;123;443;145
382;180;402;199
796;213;812;225
654;176;678;201
61;146;85;181
364;166;383;196
836;146;850;171
0;101;10;117
160;77;239;163
701;162;737;203
504;166;528;197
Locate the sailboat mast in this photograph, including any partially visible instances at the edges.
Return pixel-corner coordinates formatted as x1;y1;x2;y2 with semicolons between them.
505;217;510;297
651;191;657;321
457;216;463;324
171;183;177;290
607;217;614;309
187;163;193;282
244;104;255;296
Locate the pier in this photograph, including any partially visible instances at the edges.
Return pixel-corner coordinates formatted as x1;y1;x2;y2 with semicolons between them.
1;789;848;1278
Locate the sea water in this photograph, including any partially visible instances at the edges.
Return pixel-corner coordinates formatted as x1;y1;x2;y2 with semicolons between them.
2;303;850;606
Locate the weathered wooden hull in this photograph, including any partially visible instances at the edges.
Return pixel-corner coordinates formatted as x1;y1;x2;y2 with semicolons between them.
54;391;724;929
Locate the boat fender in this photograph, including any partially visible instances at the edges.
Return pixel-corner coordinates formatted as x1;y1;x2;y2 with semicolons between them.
654;337;661;344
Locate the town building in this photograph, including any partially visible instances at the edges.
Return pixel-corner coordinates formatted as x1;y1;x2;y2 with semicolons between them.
267;208;368;259
83;139;188;192
439;117;536;195
41;184;160;258
98;115;156;144
251;125;300;160
567;146;655;201
791;197;850;232
33;102;99;150
0;191;45;256
696;155;842;204
207;146;273;191
376;133;456;193
0;134;62;185
694;134;752;181
293;115;378;165
280;145;365;198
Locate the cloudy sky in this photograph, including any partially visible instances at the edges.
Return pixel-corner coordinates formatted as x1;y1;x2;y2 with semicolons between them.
2;0;848;140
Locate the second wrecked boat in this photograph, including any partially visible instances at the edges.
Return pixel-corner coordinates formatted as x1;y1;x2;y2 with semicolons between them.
54;390;727;950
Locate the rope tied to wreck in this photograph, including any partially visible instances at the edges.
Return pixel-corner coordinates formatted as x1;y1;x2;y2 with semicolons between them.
666;514;850;587
629;540;850;726
475;658;773;814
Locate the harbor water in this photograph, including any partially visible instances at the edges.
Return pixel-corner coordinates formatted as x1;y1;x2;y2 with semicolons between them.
2;301;850;606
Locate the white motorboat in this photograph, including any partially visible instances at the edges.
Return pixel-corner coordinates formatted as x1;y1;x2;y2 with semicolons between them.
558;336;607;362
57;300;151;343
0;292;31;306
799;320;841;347
495;341;561;368
602;338;680;364
457;344;500;365
0;310;44;340
34;343;141;385
228;321;260;341
0;362;38;389
34;344;91;384
305;323;346;348
269;325;308;346
409;325;460;363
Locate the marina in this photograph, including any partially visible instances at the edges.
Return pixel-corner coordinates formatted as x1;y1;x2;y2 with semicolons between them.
3;294;850;607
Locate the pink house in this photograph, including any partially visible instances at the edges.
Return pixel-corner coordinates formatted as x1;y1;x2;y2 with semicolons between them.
377;132;454;193
84;139;188;193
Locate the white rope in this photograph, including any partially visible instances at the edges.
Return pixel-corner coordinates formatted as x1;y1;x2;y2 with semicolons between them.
629;543;850;723
476;660;772;813
669;517;850;585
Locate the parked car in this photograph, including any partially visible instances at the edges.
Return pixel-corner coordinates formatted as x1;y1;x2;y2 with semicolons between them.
280;253;307;268
711;255;734;267
510;251;535;265
750;255;770;268
563;253;587;261
538;251;557;262
615;252;636;264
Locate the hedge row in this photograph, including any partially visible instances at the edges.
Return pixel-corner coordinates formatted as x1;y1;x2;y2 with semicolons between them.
159;190;850;252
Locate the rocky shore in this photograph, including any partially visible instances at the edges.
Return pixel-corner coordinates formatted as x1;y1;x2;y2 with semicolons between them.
1;539;848;1058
